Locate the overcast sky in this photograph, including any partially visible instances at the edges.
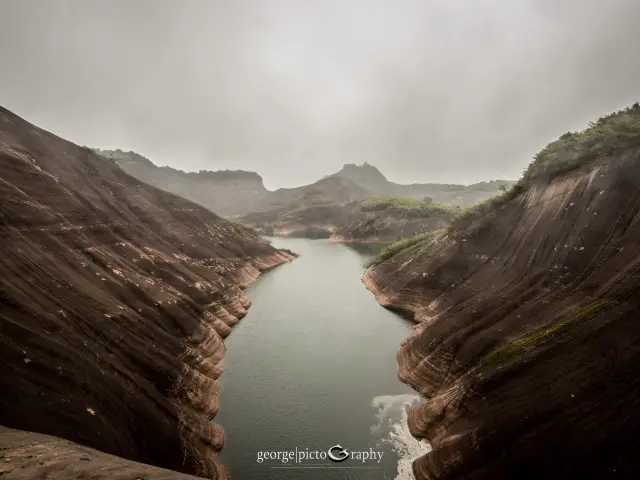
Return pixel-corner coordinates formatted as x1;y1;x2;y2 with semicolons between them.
1;1;639;189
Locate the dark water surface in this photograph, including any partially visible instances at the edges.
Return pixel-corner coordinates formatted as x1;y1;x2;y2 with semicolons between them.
216;237;429;480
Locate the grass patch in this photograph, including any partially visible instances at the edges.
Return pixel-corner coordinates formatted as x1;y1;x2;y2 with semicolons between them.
368;228;446;267
481;299;615;366
360;195;461;218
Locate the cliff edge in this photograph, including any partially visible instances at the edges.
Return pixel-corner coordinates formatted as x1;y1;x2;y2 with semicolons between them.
363;104;640;479
0;106;294;478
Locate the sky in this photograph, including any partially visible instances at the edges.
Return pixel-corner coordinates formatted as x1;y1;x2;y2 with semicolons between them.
1;1;639;189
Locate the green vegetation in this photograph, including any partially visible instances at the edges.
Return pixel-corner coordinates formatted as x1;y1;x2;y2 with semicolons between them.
449;102;640;232
481;299;614;366
360;195;461;218
447;187;523;232
521;102;640;184
230;220;258;234
368;228;446;267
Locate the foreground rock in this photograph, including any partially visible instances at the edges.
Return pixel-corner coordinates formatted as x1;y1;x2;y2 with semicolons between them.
0;106;294;478
0;427;206;479
364;105;640;479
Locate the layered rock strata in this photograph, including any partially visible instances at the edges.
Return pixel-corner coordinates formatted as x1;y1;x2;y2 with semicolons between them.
364;148;640;478
0;106;294;478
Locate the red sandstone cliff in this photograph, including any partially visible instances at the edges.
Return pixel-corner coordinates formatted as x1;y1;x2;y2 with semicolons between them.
364;106;640;479
0;106;294;478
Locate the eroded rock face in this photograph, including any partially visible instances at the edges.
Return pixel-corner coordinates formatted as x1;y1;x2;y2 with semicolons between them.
0;106;294;478
363;150;640;479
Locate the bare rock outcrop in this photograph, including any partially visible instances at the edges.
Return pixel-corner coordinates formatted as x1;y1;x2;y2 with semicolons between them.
0;106;294;478
363;107;640;478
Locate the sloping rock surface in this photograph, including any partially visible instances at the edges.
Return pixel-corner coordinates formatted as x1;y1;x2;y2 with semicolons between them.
364;149;640;479
0;106;293;478
0;427;206;479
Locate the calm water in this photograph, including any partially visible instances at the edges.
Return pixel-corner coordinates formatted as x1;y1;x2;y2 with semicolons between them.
216;237;430;480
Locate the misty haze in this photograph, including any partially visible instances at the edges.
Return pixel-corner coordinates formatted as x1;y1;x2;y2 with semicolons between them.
1;1;640;480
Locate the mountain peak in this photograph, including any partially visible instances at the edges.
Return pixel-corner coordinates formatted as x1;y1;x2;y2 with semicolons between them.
333;162;389;191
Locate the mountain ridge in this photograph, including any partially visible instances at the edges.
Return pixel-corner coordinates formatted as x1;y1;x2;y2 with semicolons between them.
106;149;515;217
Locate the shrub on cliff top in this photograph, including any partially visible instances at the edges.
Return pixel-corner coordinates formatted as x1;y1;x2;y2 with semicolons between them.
450;102;640;233
520;102;640;185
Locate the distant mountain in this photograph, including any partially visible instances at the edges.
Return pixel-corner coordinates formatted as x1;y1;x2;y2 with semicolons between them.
264;175;371;209
95;149;268;216
101;150;514;228
330;162;515;206
238;163;514;241
237;176;373;238
331;162;390;193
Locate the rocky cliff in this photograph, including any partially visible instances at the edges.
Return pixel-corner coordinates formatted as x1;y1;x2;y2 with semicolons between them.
363;104;640;479
0;106;294;478
97;149;268;217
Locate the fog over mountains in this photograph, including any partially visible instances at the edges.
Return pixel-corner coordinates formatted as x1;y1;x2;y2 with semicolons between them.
98;149;513;217
2;0;639;188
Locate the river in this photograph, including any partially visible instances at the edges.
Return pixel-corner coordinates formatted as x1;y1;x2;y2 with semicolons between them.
216;237;430;480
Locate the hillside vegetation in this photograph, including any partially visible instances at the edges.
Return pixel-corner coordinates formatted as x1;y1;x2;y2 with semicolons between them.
450;102;640;232
367;103;640;265
362;102;640;480
360;195;461;217
368;228;446;266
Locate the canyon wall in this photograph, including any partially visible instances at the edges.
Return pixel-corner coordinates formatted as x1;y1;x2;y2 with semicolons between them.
364;147;640;478
0;106;293;478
